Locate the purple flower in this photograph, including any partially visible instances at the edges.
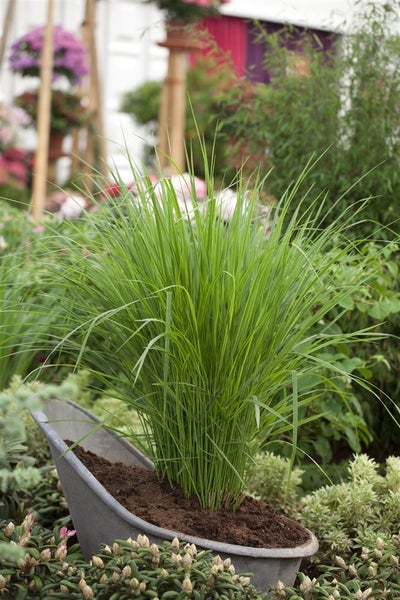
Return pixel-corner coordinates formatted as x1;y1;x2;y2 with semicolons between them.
9;25;89;85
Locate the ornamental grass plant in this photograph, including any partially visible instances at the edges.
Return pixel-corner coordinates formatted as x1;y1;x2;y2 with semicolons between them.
0;235;55;392
43;164;388;512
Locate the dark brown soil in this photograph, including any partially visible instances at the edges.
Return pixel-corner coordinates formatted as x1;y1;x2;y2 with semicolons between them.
69;442;310;549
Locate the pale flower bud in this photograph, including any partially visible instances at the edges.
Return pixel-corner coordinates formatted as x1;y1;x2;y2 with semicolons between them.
24;555;38;569
182;577;193;594
82;585;94;599
171;537;180;550
19;531;31;546
130;577;139;589
151;543;159;554
239;576;251;586
91;555;104;568
211;563;223;574
54;542;67;561
112;542;121;554
368;562;378;578
334;556;346;569
4;522;15;538
390;554;399;567
0;575;8;590
78;578;88;591
273;580;287;599
111;571;120;582
374;549;383;560
137;534;149;547
22;512;35;531
171;553;182;566
59;585;70;594
40;548;52;562
299;575;313;594
160;568;169;578
349;563;358;577
376;537;385;550
182;553;193;569
139;582;147;592
361;547;370;561
121;565;131;578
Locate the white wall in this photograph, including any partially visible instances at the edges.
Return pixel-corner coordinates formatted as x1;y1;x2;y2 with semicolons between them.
222;0;356;32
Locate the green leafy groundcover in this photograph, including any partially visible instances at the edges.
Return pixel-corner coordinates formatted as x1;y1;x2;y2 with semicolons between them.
1;460;400;598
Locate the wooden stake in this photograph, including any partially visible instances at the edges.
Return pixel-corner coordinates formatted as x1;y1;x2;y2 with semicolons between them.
0;0;15;70
158;41;188;174
31;0;54;220
71;0;108;186
157;25;204;175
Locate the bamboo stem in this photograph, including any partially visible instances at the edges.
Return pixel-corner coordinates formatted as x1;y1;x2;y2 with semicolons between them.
31;0;54;220
0;0;15;70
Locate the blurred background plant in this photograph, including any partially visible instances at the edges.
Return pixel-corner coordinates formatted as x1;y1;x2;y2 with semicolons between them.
8;24;89;85
146;0;230;22
0;101;32;208
120;47;270;184
15;88;88;135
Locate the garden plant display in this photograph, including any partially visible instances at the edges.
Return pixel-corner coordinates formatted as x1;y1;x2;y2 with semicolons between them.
15;89;88;134
1;375;400;598
147;0;230;21
40;163;388;517
9;24;88;85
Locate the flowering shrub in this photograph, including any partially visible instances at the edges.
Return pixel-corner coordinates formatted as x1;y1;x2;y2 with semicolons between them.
0;147;32;189
9;24;89;84
15;89;88;133
148;0;230;21
0;102;29;150
0;101;32;197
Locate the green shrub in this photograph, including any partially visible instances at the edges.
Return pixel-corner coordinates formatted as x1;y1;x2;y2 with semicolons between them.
255;1;400;237
297;454;400;558
2;459;400;599
276;537;400;599
0;378;43;521
246;452;304;514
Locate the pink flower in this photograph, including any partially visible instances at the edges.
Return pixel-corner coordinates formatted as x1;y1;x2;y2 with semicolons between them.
59;526;76;539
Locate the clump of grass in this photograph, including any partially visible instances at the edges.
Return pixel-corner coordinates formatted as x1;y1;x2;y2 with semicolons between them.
44;163;387;511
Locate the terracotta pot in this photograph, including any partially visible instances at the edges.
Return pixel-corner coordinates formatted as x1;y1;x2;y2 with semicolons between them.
31;399;318;591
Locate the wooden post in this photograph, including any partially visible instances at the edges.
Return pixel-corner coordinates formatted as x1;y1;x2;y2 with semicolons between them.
158;46;187;173
157;24;203;175
0;0;15;70
71;0;108;185
31;0;54;220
